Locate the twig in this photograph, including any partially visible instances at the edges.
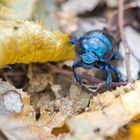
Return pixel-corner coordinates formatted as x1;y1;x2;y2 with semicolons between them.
107;1;140;62
118;0;133;82
47;63;127;87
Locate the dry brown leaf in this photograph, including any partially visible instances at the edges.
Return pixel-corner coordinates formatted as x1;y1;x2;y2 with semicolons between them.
0;0;36;20
28;73;52;93
118;26;140;80
105;0;118;8
106;127;129;140
55;12;78;34
75;18;107;37
62;81;140;140
34;84;92;134
61;0;103;15
0;80;56;140
33;0;59;30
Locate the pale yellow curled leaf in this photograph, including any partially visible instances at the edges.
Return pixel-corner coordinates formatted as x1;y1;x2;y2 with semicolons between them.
63;81;140;140
0;0;36;20
130;123;140;140
0;20;75;67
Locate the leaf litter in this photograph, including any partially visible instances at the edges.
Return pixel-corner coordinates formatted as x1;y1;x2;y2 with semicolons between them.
0;0;140;140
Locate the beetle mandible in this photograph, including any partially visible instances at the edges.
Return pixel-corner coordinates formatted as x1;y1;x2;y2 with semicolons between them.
71;30;122;85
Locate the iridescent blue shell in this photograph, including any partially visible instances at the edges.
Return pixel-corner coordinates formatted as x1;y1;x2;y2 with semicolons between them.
76;30;114;61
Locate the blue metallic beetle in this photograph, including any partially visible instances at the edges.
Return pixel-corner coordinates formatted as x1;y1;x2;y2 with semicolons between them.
71;30;122;85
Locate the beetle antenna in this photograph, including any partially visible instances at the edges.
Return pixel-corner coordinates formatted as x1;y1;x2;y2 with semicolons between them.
70;39;78;46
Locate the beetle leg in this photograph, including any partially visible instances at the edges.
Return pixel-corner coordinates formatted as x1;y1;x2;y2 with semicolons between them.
101;64;112;85
108;64;122;82
72;59;82;84
105;65;112;85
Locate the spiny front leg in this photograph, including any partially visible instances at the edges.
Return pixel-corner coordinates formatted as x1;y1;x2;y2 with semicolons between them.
109;63;122;82
72;59;82;84
101;64;112;85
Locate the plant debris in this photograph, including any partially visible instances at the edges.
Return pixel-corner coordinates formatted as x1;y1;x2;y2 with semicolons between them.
0;0;140;140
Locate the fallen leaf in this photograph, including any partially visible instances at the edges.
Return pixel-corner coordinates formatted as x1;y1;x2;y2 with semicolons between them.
117;26;140;80
0;80;53;140
0;20;75;67
0;0;36;20
61;0;103;15
125;26;140;61
105;0;118;8
62;81;140;140
130;123;140;140
33;0;59;30
55;12;78;34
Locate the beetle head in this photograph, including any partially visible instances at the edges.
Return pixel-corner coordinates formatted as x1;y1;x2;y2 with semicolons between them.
78;52;98;69
71;39;98;68
81;52;98;64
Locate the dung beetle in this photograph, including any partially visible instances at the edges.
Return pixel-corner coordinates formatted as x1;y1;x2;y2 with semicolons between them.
70;30;122;85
